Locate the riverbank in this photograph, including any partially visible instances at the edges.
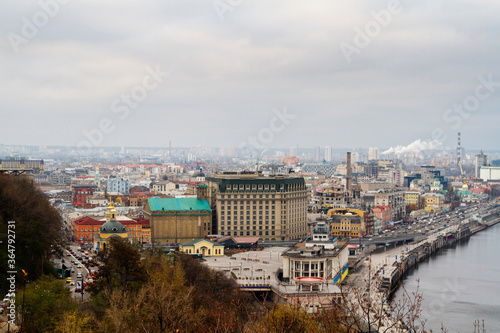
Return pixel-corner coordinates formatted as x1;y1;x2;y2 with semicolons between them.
395;218;500;331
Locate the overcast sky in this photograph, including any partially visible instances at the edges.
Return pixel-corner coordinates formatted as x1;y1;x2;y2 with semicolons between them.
1;0;499;151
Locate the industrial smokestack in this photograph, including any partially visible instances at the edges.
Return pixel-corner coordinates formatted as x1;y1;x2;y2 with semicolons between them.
346;152;352;191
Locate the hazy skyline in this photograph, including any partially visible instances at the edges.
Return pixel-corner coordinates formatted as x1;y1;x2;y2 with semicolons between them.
1;0;499;150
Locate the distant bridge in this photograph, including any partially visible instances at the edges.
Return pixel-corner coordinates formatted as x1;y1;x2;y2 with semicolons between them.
360;234;423;247
0;167;33;175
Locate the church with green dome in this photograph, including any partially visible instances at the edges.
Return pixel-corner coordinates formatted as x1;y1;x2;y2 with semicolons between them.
94;202;130;251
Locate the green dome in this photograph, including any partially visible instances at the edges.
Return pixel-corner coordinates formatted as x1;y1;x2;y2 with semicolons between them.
100;220;127;234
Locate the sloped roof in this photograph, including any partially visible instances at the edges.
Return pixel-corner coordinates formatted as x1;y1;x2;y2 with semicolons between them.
180;238;222;247
147;197;211;212
216;236;260;244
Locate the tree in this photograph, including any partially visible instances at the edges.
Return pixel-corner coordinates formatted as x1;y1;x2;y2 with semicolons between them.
55;311;93;333
89;237;147;296
323;259;426;333
246;303;321;333
0;174;62;295
17;276;77;333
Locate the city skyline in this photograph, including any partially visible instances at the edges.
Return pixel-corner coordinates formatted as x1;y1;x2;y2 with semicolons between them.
1;1;500;150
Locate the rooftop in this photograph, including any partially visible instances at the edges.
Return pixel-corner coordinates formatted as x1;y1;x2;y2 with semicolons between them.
146;197;211;212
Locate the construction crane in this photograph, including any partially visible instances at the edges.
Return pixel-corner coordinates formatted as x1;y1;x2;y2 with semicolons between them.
458;160;468;188
441;162;451;176
459;161;466;177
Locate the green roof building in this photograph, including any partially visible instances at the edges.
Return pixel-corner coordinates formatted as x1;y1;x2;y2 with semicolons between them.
144;198;212;244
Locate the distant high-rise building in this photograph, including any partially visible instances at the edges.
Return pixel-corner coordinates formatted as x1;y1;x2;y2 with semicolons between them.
275;151;285;157
313;146;320;162
220;147;237;157
289;147;297;157
325;146;332;162
352;152;360;163
475;150;487;178
368;147;380;161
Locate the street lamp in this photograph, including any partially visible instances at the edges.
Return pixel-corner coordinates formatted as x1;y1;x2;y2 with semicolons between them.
80;275;84;303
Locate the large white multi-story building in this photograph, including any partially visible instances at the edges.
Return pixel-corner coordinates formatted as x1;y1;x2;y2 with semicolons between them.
480;166;500;181
368;147;380;161
325;146;332;162
107;176;130;194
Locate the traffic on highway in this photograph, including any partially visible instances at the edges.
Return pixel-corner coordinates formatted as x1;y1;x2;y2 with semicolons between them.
361;200;500;243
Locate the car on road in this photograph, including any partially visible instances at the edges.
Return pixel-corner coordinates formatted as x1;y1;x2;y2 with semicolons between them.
66;277;72;283
77;264;82;268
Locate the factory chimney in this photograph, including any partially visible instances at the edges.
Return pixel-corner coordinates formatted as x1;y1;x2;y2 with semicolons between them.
346;152;352;191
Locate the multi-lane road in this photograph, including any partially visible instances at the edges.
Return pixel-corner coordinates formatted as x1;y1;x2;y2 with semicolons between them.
58;244;96;301
361;200;500;246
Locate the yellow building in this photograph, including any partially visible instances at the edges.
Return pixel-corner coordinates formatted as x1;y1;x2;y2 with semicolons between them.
424;206;438;214
421;193;443;208
405;191;421;208
94;202;129;251
179;239;224;256
0;158;44;174
327;209;365;238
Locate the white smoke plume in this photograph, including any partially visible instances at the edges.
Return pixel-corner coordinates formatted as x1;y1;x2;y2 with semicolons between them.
382;139;443;155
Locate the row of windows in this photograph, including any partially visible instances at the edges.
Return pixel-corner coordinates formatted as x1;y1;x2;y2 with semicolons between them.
221;194;277;199
226;184;277;191
79;226;142;231
221;225;275;230
221;219;275;225
221;230;276;236
221;211;276;215
184;248;222;255
221;200;279;204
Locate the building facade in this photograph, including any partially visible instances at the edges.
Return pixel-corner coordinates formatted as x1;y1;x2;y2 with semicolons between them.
372;205;392;230
72;184;97;206
179;239;224;256
151;180;176;194
373;189;406;220
144;197;212;244
480;166;500;181
204;172;308;241
49;172;72;186
405;191;421;209
475;151;488;178
71;215;150;245
0;158;44;174
107;176;130;194
327;208;365;238
282;243;349;284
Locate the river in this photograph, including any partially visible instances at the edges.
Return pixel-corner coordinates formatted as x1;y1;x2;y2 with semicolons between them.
395;222;500;332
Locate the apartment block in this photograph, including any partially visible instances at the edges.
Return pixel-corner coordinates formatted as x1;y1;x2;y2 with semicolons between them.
204;171;308;241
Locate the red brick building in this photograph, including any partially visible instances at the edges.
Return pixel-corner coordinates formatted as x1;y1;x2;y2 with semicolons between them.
372;205;392;230
71;215;150;245
72;185;97;206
